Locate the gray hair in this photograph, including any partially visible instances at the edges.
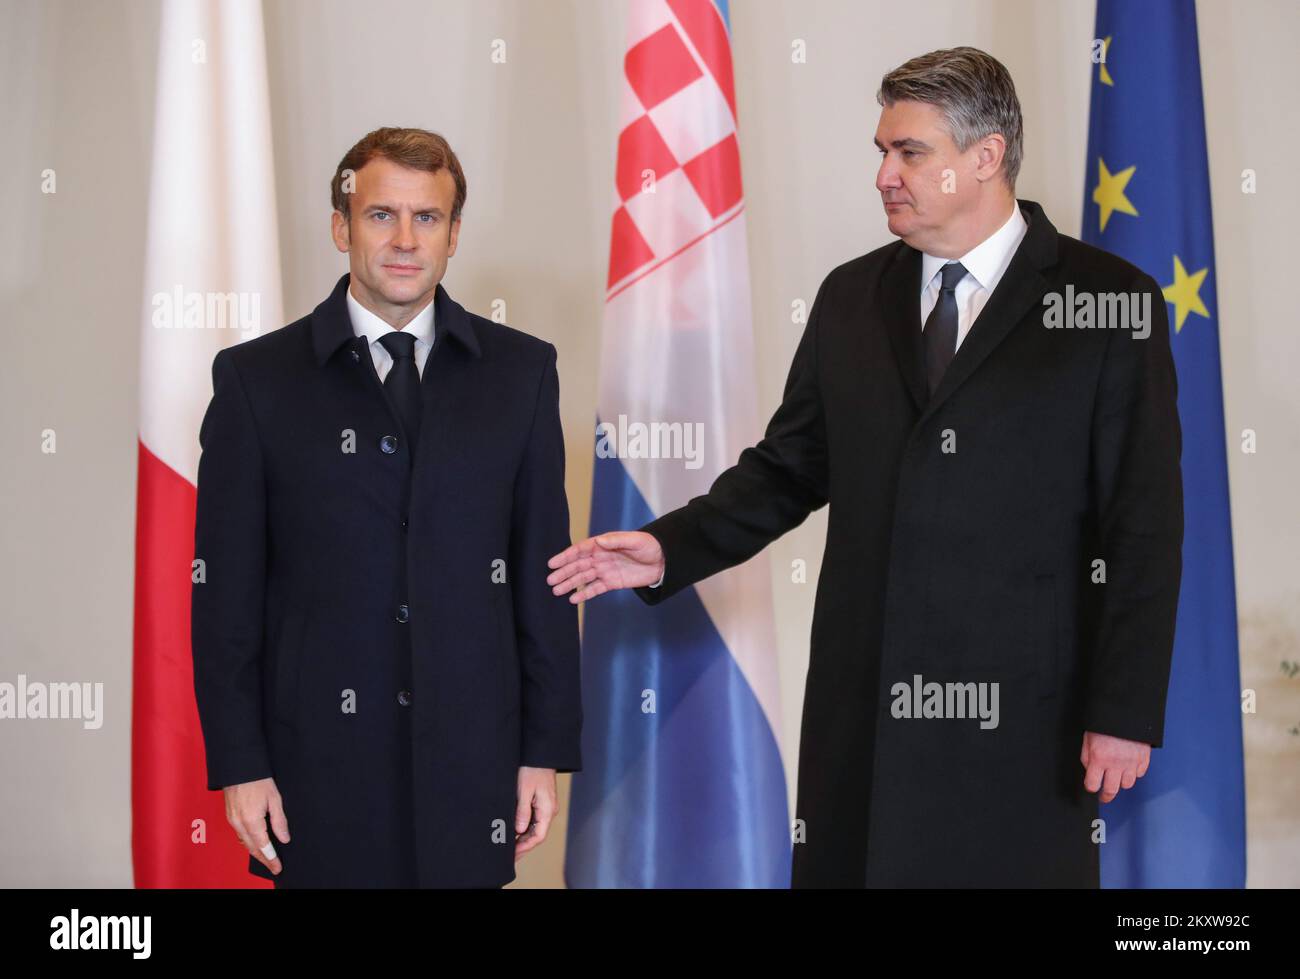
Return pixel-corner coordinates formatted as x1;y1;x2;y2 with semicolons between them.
876;46;1023;190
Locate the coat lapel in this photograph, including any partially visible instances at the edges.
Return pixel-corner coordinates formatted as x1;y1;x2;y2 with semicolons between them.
312;274;484;476
310;273;359;365
411;283;482;480
311;274;482;369
917;199;1059;425
881;244;928;412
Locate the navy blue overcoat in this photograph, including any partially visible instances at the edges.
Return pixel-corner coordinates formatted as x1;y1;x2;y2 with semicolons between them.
192;273;581;887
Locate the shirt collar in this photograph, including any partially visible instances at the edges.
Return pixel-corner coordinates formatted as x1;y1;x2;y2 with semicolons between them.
921;201;1028;294
346;285;435;350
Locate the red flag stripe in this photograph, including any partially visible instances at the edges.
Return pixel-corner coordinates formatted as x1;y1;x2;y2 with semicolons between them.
131;439;269;888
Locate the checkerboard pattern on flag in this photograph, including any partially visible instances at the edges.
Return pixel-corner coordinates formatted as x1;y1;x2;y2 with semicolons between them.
565;0;792;887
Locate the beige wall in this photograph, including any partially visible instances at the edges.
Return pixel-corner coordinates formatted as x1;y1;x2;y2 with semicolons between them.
1;0;1295;888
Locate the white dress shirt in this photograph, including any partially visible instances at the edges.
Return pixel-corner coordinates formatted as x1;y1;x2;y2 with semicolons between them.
649;204;1030;591
346;286;435;381
919;202;1028;350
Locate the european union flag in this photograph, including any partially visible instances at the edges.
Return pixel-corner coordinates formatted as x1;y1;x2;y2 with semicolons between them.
1082;0;1246;887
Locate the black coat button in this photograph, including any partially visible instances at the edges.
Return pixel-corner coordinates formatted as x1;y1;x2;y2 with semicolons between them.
397;690;412;707
396;604;410;623
380;435;399;454
400;518;408;531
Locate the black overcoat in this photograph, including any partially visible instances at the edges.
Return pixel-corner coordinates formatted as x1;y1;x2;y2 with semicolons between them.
191;273;581;888
636;200;1183;887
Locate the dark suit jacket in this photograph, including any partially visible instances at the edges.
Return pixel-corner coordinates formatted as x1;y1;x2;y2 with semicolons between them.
191;273;581;888
635;200;1183;887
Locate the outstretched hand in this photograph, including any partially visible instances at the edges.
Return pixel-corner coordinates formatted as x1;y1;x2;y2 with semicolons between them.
546;531;665;604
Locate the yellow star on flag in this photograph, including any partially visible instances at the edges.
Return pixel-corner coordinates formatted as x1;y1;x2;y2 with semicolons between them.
1098;36;1114;86
1092;158;1138;233
1162;255;1210;332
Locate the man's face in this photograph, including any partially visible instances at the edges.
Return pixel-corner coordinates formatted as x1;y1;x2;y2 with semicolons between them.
331;156;460;317
874;100;982;253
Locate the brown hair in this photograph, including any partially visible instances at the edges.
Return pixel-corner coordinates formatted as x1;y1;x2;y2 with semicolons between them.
877;47;1023;190
330;127;467;223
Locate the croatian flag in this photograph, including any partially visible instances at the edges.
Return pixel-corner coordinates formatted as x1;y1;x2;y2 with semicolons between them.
132;0;282;887
564;0;791;887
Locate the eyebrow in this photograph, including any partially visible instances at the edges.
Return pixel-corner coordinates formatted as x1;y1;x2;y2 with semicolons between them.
873;137;934;152
363;203;446;216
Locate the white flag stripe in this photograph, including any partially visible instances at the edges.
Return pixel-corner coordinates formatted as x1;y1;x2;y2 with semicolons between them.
138;0;282;485
599;0;783;744
601;210;784;750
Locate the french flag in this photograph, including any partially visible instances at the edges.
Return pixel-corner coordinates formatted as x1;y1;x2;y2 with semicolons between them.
564;0;791;887
131;0;281;887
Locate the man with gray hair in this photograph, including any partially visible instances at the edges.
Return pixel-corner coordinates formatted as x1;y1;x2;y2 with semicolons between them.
548;47;1182;887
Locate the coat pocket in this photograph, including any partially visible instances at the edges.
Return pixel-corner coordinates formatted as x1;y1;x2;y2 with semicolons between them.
1033;574;1059;700
272;609;308;726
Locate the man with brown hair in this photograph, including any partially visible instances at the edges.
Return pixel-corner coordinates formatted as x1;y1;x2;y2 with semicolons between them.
192;127;581;887
548;48;1182;887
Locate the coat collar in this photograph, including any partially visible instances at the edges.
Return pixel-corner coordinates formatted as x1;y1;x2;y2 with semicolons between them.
920;200;1027;297
311;273;482;366
882;198;1059;418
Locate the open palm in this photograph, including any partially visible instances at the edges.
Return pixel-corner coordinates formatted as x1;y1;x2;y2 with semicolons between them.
546;531;665;604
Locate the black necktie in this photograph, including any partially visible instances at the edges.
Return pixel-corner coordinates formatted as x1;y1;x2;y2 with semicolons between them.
922;261;968;396
377;331;422;448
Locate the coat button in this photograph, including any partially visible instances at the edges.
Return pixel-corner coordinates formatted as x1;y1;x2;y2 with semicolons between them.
380;435;399;454
396;604;410;623
397;690;412;707
400;518;408;531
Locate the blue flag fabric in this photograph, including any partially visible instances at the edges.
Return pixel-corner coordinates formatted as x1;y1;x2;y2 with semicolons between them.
564;0;791;887
1082;0;1246;887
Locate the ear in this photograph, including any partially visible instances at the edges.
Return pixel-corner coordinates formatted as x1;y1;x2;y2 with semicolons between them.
447;217;461;258
330;210;350;253
974;133;1007;185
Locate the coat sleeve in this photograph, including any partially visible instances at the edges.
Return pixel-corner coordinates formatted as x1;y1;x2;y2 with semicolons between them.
510;344;583;772
1083;271;1184;747
634;274;832;606
191;348;275;790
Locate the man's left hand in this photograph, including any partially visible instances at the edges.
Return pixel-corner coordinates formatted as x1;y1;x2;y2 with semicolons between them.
1081;730;1151;803
514;766;557;861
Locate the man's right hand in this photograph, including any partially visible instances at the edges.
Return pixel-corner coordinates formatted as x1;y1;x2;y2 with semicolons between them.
547;531;664;604
224;777;290;876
